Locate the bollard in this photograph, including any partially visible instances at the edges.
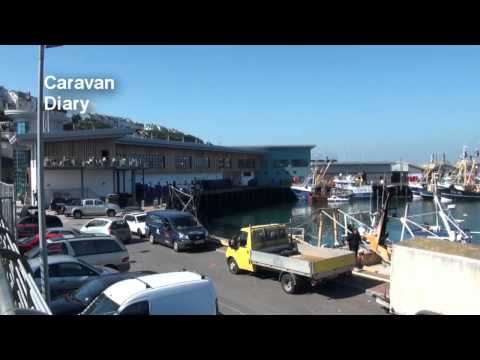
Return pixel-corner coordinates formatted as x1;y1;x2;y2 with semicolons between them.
153;198;159;208
141;200;145;210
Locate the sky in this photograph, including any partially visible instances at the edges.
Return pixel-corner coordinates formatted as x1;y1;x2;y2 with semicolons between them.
0;45;479;164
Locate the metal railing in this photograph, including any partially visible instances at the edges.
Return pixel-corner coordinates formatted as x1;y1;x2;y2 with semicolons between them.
0;182;16;233
0;182;51;315
0;217;51;315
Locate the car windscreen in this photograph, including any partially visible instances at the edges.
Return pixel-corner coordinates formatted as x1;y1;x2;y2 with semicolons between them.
73;278;109;304
171;216;198;229
82;293;120;315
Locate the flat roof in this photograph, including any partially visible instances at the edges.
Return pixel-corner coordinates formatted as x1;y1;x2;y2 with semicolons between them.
115;136;265;154
233;145;316;151
16;128;134;144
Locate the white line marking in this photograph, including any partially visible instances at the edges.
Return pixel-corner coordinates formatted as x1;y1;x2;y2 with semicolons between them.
218;301;246;315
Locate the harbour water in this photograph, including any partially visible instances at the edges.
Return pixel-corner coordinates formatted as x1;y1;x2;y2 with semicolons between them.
205;199;480;245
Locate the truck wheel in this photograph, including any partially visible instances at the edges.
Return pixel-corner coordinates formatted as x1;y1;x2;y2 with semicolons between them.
107;209;115;217
73;210;82;219
280;273;297;294
227;258;240;275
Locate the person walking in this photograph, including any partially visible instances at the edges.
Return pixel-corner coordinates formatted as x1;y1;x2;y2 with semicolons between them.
346;225;361;264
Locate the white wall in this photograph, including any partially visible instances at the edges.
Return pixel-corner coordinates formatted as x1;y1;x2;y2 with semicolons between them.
240;171;255;186
44;169;114;203
391;244;480;315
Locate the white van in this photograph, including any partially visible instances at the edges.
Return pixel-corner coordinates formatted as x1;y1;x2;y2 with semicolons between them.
81;271;218;315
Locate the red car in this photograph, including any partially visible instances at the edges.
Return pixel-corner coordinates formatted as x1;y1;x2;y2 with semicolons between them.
16;215;63;239
16;228;80;254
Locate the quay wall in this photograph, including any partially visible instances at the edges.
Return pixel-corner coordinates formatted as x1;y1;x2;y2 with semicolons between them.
390;243;480;315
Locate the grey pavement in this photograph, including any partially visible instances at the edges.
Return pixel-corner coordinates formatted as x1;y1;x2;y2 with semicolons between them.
59;213;386;315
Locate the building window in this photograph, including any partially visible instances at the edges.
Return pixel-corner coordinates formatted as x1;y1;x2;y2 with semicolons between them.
292;159;309;167
238;159;255;168
194;157;210;169
175;156;191;169
16;121;28;135
273;159;289;168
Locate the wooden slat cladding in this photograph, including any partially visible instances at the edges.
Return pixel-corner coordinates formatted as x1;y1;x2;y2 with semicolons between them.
44;140;262;173
115;144;262;173
44;140;116;160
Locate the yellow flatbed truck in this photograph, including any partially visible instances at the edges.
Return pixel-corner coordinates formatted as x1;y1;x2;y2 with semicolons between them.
226;224;356;294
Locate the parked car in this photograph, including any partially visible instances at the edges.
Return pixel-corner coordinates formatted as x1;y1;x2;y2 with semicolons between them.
16;227;82;254
28;255;117;298
80;218;132;244
50;271;156;315
16;214;63;239
145;210;209;252
50;197;66;212
25;235;131;272
123;212;146;238
64;198;121;219
55;198;81;215
81;271;218;315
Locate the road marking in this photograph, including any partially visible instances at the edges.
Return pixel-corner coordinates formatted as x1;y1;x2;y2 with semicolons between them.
218;301;246;315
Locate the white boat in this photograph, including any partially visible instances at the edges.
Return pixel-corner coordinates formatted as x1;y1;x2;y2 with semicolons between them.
327;195;350;203
333;175;372;199
440;196;452;203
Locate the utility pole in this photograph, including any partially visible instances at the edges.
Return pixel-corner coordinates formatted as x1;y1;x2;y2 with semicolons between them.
36;45;50;304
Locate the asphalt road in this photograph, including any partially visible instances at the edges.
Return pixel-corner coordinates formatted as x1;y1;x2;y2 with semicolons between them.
59;213;386;315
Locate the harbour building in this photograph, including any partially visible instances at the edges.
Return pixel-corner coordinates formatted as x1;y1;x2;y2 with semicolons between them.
14;128;313;205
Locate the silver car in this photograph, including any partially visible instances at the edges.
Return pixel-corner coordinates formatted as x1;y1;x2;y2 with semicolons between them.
25;235;131;272
28;254;116;297
65;199;121;219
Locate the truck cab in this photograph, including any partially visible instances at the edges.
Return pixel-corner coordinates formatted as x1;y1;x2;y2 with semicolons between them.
226;224;290;273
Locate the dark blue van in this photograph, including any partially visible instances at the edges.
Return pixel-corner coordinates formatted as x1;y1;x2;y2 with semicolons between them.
145;210;209;252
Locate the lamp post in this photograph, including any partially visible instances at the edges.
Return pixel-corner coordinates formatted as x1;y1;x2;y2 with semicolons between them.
36;45;62;304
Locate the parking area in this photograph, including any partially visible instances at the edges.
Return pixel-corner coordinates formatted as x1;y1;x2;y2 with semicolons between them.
55;212;385;315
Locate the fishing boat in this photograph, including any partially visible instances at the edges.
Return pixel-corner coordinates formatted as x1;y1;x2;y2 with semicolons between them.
333;174;373;200
436;147;480;201
290;176;313;201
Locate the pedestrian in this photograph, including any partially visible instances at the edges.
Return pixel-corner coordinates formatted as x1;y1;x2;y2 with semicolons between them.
346;225;361;258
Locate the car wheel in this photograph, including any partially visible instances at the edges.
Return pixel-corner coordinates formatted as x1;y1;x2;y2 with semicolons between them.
227;257;240;275
137;229;143;239
73;210;82;219
173;241;180;252
149;234;155;244
107;210;115;217
280;273;297;295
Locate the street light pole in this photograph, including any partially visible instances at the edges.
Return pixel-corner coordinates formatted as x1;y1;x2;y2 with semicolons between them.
36;45;50;304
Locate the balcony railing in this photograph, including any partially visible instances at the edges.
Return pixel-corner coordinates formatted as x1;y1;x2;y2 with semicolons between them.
43;155;165;170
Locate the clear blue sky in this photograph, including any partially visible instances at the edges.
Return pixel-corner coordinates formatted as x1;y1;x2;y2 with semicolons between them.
1;45;479;163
